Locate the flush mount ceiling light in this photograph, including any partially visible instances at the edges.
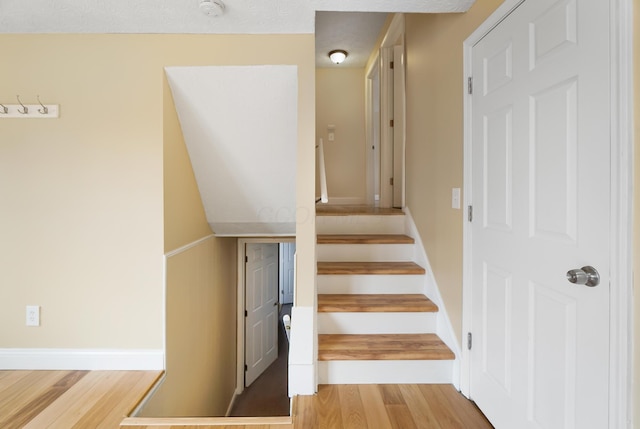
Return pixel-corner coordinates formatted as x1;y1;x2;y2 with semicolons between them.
200;0;225;17
328;50;348;65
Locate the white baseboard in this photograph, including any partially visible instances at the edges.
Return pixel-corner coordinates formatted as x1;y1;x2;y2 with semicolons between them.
324;197;367;205
0;348;164;370
404;207;462;388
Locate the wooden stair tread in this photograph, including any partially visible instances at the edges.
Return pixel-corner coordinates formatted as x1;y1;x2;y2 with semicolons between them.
317;234;414;244
317;261;425;275
316;205;404;216
318;294;438;313
318;334;455;361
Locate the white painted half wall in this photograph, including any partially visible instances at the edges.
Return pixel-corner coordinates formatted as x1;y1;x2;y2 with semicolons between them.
166;66;298;236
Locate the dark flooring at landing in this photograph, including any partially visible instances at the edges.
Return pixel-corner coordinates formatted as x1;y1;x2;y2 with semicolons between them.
229;304;291;417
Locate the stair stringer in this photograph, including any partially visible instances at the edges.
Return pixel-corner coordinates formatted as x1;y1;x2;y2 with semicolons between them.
403;207;463;389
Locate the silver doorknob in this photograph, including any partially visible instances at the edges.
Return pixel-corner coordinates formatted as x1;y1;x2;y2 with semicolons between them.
566;266;600;287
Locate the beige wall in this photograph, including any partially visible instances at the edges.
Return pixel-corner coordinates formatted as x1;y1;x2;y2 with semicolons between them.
404;1;503;346
315;68;367;203
0;34;164;349
140;236;236;417
0;33;316;366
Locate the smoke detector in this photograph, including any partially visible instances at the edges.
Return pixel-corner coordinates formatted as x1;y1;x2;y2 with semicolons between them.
200;0;225;17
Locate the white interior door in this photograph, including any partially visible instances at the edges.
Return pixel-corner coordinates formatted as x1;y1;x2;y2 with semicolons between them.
279;242;295;305
245;243;279;387
469;0;610;428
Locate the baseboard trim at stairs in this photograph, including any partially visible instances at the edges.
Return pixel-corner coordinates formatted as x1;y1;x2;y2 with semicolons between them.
318;360;454;384
0;348;164;370
403;207;463;387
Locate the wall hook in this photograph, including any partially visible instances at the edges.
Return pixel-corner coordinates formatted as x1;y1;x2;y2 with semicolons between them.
16;95;28;114
37;95;48;114
0;103;7;114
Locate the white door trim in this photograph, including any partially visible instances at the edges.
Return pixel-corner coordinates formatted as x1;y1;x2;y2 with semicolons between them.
460;0;634;427
235;237;295;396
365;52;380;206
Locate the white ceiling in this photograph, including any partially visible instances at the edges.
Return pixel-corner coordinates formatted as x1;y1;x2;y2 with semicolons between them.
0;0;475;34
1;0;476;68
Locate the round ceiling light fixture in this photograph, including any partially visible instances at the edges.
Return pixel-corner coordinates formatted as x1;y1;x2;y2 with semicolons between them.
200;0;225;17
328;50;348;65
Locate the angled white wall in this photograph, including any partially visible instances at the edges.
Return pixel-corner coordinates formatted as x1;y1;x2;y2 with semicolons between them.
166;66;298;236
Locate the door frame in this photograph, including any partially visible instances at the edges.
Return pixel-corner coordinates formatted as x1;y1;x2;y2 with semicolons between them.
378;13;406;208
236;237;295;396
365;52;381;206
460;0;634;426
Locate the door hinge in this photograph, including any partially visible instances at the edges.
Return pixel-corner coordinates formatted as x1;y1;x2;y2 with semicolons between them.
467;332;473;350
244;364;248;372
468;205;473;222
390;119;394;127
245;255;248;263
468;76;473;95
244;310;248;317
390;177;394;186
390;61;394;69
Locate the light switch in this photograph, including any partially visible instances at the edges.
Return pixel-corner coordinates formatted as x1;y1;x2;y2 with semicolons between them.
328;124;335;142
452;188;461;209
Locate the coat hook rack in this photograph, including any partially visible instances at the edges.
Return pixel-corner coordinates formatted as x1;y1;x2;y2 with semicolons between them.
0;95;59;119
16;95;28;114
37;95;48;114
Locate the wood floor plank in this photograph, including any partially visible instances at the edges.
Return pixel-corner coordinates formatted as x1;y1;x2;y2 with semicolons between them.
417;385;466;429
0;370;88;429
317;261;426;275
23;371;119;428
318;334;455;361
317;294;438;313
314;385;345;428
433;384;493;429
385;404;418;429
398;384;443;429
317;234;415;244
357;384;393;429
73;370;162;428
336;385;367;429
380;385;405;405
0;370;32;390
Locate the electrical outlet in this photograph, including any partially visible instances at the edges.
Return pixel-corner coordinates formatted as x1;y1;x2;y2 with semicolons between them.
26;305;40;327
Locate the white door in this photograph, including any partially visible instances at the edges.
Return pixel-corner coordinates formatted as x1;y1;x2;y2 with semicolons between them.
469;0;610;428
245;243;279;387
279;242;295;304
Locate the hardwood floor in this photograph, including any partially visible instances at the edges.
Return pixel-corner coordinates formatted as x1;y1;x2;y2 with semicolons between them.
295;384;493;429
0;370;162;429
0;371;492;428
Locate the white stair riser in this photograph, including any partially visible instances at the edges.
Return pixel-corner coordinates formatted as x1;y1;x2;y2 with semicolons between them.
316;215;405;235
317;275;424;294
317;312;437;334
317;243;414;262
318;360;454;384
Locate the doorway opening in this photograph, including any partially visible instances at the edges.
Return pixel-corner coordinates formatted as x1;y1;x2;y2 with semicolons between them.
232;238;295;417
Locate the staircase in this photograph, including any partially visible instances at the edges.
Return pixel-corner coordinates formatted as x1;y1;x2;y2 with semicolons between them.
316;206;455;384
